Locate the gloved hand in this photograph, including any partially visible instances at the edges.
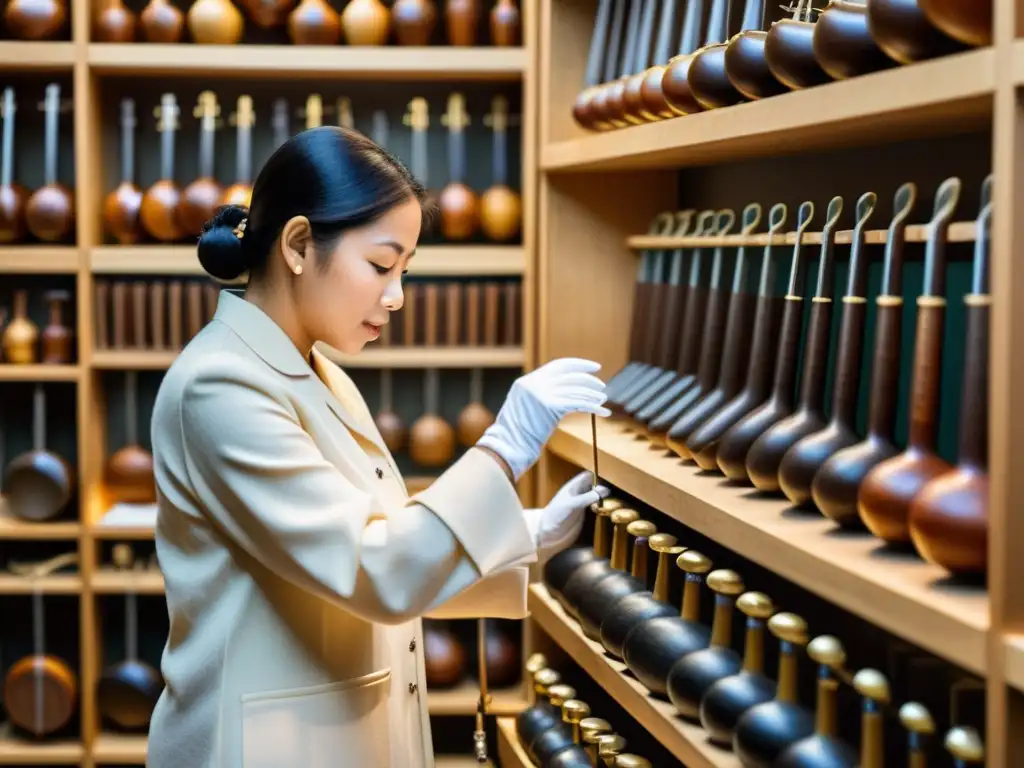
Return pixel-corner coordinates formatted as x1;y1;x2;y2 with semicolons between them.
477;357;609;481
524;470;610;562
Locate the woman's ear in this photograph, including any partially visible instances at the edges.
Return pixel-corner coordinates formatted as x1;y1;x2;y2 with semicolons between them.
279;215;314;275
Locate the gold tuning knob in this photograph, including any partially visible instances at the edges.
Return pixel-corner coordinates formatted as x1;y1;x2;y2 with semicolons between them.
591;498;622;516
737;591;774;619
616;756;652;768
767;612;809;645
852;668;890;703
626;519;656;539
534;668;560;694
580;717;611;744
648;533;678;551
944;726;984;762
563;699;590;724
610;508;639;527
112;543;134;570
706;569;744;596
806;635;846;670
898;702;935;735
676;549;712;574
598;733;627;765
547;684;575;708
525;653;547;675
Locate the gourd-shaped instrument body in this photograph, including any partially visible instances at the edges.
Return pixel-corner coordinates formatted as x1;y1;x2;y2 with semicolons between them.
600;0;649;127
778;192;878;506
423;619;465;687
342;0;390;44
764;0;833;90
241;0;295;27
858;176;962;542
622;550;713;696
865;0;967;64
103;98;143;244
660;0;720;116
811;183;916;526
745;196;845;488
724;0;789;101
562;509;639;620
667;584;767;720
733;612;814;766
186;0;244;43
4;0;65;39
490;0;519;45
773;637;858;768
2;287;38;364
0;87;27;243
690;0;766;110
438;93;479;241
599;533;682;659
812;0;896;80
577;518;656;640
178;91;224;238
919;0;992;46
543;499;621;611
548;707;610;768
699;597;777;745
41;289;71;363
637;0;696;120
409;284;457;467
480;95;522;242
571;0;616;130
907;181;992;574
218;95;255;209
140;93;183;242
391;0;437;45
105;370;156;504
618;0;663;123
715;201;816;480
288;0;342;45
94;0;137;41
26;83;74;243
457;284;496;445
140;0;184;41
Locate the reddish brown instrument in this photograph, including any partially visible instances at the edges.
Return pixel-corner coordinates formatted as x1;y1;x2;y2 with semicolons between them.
105;370;157;505
139;0;184;41
288;0;341;45
218;95;255;209
457;283;495;446
140;93;183;242
480;95;521;243
94;0;136;40
391;0;437;45
490;0;520;45
41;289;72;364
0;87;28;243
178;91;224;238
409;285;456;467
25;83;74;243
103;98;144;245
4;0;65;39
438;93;479;241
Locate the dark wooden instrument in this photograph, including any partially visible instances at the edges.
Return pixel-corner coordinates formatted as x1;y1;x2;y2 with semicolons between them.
409;286;456;467
919;0;991;46
589;0;640;130
457;284;495;445
423;620;465;687
690;0;766;110
25;83;74;243
636;0;689;120
105;371;156;505
561;508;639;620
94;0;137;40
661;0;723;116
341;0;390;44
865;0;967;64
41;289;71;364
0;87;27;243
725;0;790;101
858;176;962;543
490;0;520;45
764;0;833;90
178;91;224;238
391;0;437;45
139;0;184;41
812;0;896;80
140;93;183;242
599;0;646;127
288;0;342;44
3;0;65;39
516;660;562;759
542;498;622;613
480;95;522;242
811;182;916;526
218;95;255;209
572;0;615;130
103;98;143;245
438;93;479;241
619;0;661;123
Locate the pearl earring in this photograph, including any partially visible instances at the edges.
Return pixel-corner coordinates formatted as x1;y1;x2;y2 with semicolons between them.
294;264;303;275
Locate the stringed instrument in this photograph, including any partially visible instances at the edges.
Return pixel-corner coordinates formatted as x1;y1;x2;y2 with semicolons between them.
0;86;27;243
140;92;183;242
103;98;143;244
288;0;341;45
25;83;74;243
4;0;65;39
272;99;290;148
438;93;479;241
218;95;255;209
93;0;137;41
480;95;521;242
139;0;183;41
178;91;223;238
186;0;243;43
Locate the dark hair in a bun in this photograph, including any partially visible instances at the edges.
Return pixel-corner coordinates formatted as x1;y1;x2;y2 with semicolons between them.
196;125;429;282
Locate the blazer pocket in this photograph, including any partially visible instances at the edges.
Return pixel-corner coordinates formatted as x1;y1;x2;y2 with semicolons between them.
241;669;392;768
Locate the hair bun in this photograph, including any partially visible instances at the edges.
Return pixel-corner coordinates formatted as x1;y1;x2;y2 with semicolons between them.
197;204;250;281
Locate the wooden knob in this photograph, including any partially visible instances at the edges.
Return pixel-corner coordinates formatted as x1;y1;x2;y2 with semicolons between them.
112;543;134;570
648;533;678;551
852;669;890;703
626;520;656;538
767;612;808;645
898;702;935;735
807;635;846;669
610;508;639;527
676;549;712;574
737;591;774;619
525;653;547;675
547;684;575;707
706;569;744;596
562;699;590;725
581;717;612;744
944;726;984;762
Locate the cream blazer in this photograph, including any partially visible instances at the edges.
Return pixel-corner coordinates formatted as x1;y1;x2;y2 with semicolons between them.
146;290;537;768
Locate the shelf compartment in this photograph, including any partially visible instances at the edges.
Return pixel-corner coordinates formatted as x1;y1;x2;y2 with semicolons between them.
92;733;146;763
0;513;80;539
428;679;526;716
626;220;979;251
548;414;989;675
0;247;80;273
541;49;994;173
1005;634;1024;693
0;41;75;71
90;245;526;277
496;717;531;767
88;44;527;80
0;733;84;763
528;583;740;768
0;364;80;381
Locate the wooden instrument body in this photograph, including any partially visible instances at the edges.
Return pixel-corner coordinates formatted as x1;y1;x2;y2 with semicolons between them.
4;449;75;521
0;182;28;242
764;19;832;90
140;179;183;242
919;0;992;46
186;0;244;43
4;0;65;39
865;0;967;63
812;0;896;80
140;0;184;43
725;31;789;101
3;654;78;736
423;621;465;688
97;658;164;730
103;181;143;244
25;182;74;243
288;0;343;45
341;0;390;44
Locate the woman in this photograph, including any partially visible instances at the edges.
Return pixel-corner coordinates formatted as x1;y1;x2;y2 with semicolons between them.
146;125;609;768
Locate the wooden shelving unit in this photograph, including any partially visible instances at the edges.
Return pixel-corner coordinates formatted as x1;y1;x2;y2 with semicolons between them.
0;0;539;761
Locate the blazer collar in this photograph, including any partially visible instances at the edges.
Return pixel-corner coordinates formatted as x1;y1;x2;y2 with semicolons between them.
213;290;312;378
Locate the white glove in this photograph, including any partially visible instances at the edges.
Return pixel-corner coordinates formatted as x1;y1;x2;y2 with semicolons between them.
525;470;610;560
477;358;610;480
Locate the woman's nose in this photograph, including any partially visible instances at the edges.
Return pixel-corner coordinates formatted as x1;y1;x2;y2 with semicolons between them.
382;281;404;311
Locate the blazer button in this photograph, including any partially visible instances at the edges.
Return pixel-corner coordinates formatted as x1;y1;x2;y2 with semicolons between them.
408;683;418;694
409;639;416;652
375;467;384;479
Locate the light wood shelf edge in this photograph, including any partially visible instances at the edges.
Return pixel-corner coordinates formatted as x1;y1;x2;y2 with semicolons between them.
0;247;81;272
527;583;739;768
547;414;989;675
496;717;532;767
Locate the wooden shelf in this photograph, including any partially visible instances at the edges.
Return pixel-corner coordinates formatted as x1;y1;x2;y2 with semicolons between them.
0;41;75;70
626;220;979;250
1005;634;1024;694
541;50;994;173
88;43;527;80
528;583;740;768
92;567;164;594
90;245;526;277
0;572;81;594
436;756;494;767
0;364;80;381
0;513;80;539
0;733;83;763
91;346;524;370
0;247;80;273
548;414;989;675
429;679;526;716
92;733;146;763
496;717;531;768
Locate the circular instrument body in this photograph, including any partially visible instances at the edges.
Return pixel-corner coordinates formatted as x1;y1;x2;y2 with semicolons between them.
456;401;493;446
438;182;479;241
689;43;743;111
812;0;896;80
621;72;653;122
375;409;407;453
94;0;137;41
577;569;645;641
544;547;600;608
483;625;520;687
3;654;78;736
391;0;437;45
177;177;223;237
341;0;390;44
622;615;710;697
661;54;704;116
106;445;156;504
812;433;898;527
409;415;456;467
764;18;832;90
725;31;789;101
97;658;163;730
186;0;244;43
288;0;342;45
667;641;740;720
865;0;967;63
516;701;558;760
140;0;184;42
103;181;143;244
778;419;859;508
638;65;676;120
140;180;183;242
700;670;776;746
919;0;991;46
908;460;987;574
0;182;28;242
423;622;465;687
480;185;521;242
747;407;827;492
4;0;65;39
218;182;253;210
717;394;794;482
858;447;952;542
774;735;857;768
4;450;74;521
600;590;676;660
26;183;74;242
549;745;592;767
571;85;603;130
531;725;574;765
733;698;815;767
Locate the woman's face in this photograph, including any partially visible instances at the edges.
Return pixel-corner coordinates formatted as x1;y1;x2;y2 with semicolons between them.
293;197;422;355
